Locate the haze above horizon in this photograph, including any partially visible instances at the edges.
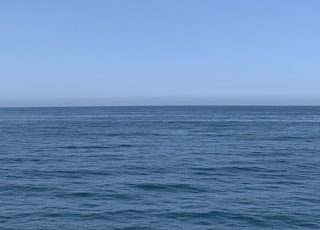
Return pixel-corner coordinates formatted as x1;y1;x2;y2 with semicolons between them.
1;0;319;106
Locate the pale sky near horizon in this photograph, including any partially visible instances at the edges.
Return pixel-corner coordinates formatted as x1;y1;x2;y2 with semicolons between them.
1;0;320;106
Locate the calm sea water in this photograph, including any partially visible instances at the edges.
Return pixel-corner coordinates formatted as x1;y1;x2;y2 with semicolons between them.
1;106;320;229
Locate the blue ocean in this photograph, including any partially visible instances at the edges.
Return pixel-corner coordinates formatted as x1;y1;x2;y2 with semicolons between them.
1;106;319;229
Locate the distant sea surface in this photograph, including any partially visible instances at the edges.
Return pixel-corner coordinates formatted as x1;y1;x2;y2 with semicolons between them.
1;106;320;229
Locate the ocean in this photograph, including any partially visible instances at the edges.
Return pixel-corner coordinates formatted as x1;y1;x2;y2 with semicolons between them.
1;106;319;229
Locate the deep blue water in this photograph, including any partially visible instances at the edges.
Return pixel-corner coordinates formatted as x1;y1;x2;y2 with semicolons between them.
1;106;320;229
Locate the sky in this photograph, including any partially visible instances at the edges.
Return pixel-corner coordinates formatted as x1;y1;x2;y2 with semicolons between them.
1;0;320;106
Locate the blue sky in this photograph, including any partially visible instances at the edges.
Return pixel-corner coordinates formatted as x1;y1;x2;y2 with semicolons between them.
1;0;319;106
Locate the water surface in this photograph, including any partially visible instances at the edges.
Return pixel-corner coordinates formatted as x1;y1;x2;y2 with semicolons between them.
1;106;320;229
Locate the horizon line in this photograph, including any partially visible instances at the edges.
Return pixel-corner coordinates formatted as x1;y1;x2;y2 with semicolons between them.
1;104;320;109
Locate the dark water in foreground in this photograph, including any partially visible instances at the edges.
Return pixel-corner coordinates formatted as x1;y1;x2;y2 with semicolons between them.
1;106;320;229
